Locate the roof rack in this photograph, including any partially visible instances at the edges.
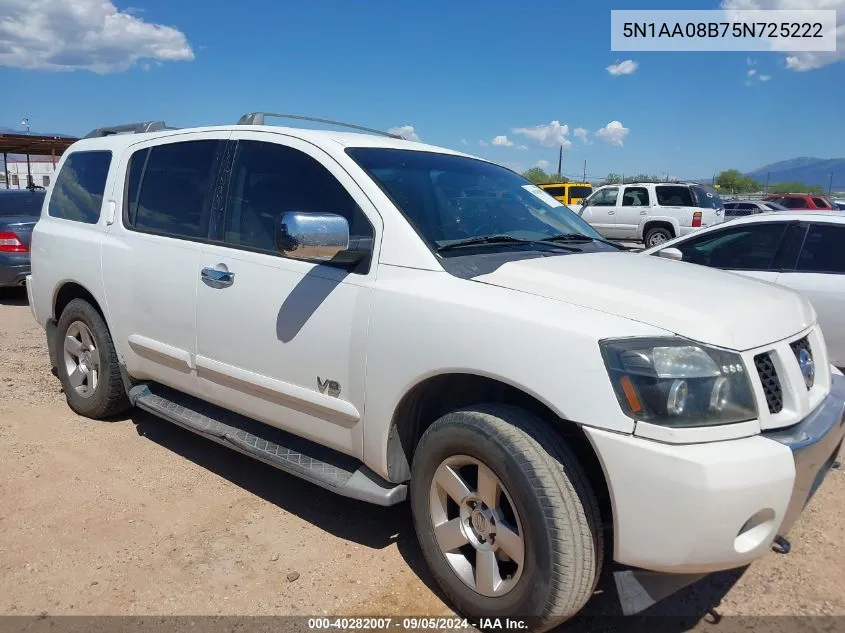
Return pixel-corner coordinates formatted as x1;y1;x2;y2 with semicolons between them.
83;121;172;139
237;112;403;139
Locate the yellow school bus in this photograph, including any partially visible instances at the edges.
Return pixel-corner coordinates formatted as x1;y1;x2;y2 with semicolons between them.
538;182;594;206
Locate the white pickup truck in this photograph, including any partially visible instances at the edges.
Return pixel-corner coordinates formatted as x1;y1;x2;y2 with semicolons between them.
28;113;845;630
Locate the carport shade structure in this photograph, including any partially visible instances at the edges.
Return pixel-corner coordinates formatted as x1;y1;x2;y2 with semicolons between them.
0;132;79;189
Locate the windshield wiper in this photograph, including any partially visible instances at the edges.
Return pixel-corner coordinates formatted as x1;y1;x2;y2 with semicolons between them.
437;234;579;252
542;233;624;250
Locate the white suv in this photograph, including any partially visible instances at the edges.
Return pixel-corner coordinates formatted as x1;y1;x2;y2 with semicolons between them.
28;114;845;630
579;182;725;247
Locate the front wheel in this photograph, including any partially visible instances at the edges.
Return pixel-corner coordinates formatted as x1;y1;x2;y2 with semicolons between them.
410;405;602;632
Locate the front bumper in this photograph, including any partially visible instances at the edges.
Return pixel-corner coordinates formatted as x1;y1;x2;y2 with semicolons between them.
0;252;30;287
585;372;845;576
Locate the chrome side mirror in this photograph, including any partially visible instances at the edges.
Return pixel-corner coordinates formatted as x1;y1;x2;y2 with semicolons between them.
276;212;350;262
657;247;683;261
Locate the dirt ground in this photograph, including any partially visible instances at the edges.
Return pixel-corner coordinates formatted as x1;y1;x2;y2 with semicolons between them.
1;288;844;630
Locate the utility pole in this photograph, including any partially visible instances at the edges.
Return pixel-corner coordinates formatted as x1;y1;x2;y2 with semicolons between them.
829;172;834;197
765;172;770;194
557;145;563;181
582;160;587;183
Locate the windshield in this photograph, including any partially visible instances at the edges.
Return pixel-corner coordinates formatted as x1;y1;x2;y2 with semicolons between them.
691;185;724;210
347;148;603;250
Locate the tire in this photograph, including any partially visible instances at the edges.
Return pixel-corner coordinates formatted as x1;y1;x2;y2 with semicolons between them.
55;298;130;419
410;404;602;631
644;226;673;248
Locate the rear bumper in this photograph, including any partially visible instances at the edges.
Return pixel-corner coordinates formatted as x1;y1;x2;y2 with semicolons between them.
585;372;845;575
0;252;30;287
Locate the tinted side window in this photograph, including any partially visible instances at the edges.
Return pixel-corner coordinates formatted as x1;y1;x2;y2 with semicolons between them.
811;197;829;209
127;140;221;240
796;224;845;273
675;223;788;270
591;187;619;206
48;151;112;223
222;140;373;254
777;197;804;209
542;186;567;197
655;186;694;207
622;186;649;206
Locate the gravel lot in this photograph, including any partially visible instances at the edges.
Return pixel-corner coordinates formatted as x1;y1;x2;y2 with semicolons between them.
1;287;844;629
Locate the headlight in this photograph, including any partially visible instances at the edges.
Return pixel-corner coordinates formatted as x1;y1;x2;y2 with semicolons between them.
600;337;757;427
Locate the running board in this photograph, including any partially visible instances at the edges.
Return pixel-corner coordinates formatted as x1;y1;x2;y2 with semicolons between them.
129;383;407;506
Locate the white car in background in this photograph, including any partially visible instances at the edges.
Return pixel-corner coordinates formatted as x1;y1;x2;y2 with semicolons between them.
578;182;725;247
643;212;845;368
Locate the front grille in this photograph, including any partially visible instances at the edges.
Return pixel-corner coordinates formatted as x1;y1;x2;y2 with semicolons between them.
790;336;814;390
754;352;783;414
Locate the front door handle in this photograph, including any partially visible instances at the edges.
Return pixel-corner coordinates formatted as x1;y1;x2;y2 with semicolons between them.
608;210;615;215
201;267;235;286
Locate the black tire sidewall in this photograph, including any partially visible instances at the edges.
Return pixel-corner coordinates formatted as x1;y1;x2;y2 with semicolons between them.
56;300;120;418
411;417;556;619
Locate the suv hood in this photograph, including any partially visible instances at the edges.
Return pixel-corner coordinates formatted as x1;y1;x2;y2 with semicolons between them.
472;252;815;351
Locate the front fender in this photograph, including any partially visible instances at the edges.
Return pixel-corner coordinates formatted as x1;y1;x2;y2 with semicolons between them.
361;266;663;480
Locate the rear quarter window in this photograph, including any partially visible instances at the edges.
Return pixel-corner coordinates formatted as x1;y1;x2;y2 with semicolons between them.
48;150;112;223
655;186;694;207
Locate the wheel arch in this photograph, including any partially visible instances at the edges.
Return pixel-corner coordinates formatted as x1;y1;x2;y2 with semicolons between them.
53;280;108;322
386;371;613;531
640;218;677;242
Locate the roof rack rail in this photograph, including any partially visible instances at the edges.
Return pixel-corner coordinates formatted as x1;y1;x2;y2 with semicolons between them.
237;112;403;139
83;121;172;139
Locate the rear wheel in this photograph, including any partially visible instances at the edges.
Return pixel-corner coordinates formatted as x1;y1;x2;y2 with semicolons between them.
644;226;673;248
56;299;130;419
410;404;602;631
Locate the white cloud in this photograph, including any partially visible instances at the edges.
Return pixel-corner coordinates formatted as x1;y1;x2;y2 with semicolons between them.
595;121;629;147
388;125;420;141
492;135;514;147
759;74;771;81
606;59;639;76
536;160;550;170
0;0;194;73
460;138;468;146
479;140;489;147
517;144;528;150
573;127;590;144
747;57;757;66
722;0;845;71
747;68;757;76
513;120;572;148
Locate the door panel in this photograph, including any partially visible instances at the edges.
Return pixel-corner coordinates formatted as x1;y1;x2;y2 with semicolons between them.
582;187;620;238
102;132;229;395
194;132;383;457
617;186;651;240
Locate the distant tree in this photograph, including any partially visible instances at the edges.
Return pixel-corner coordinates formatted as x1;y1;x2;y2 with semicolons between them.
521;168;566;184
715;169;760;194
602;173;623;185
630;173;663;183
768;181;824;195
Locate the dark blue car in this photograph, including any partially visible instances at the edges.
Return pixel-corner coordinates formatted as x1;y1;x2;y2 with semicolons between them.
0;188;45;287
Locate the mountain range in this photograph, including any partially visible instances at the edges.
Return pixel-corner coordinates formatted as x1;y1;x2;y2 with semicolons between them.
745;157;845;189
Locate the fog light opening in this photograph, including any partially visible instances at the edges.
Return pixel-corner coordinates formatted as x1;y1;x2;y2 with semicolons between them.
734;508;776;554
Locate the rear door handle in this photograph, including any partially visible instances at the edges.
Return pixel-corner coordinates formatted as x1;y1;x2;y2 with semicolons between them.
201;267;235;286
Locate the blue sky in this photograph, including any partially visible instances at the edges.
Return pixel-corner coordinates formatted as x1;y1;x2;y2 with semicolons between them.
1;0;843;180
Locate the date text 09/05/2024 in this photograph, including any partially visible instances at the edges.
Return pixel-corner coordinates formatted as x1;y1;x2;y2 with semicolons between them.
307;617;529;630
622;21;823;39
